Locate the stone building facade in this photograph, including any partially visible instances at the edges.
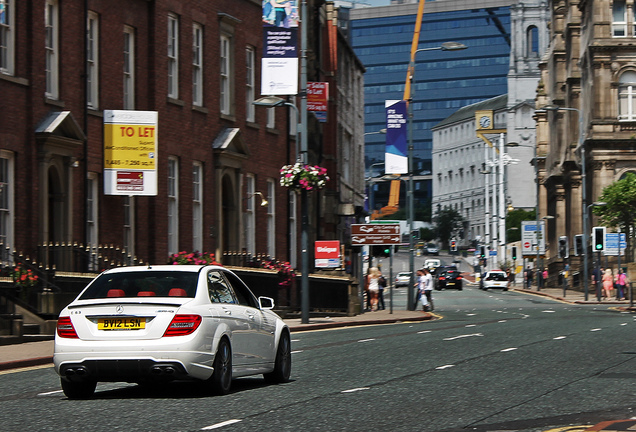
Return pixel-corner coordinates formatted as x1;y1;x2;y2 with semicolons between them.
536;0;636;274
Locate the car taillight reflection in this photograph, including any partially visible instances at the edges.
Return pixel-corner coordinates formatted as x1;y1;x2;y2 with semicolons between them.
57;316;79;338
163;314;202;337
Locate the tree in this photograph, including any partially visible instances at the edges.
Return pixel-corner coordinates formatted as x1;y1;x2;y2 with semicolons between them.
434;208;464;250
594;172;636;262
506;208;536;243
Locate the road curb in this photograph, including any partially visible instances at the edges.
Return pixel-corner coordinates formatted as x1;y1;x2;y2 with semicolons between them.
0;356;53;371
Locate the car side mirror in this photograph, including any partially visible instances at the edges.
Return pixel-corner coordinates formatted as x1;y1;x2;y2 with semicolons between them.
258;296;275;310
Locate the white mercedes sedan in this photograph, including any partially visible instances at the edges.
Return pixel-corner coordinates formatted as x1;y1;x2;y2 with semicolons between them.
54;265;291;399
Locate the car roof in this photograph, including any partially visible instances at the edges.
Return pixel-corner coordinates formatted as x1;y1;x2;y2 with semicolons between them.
100;265;224;274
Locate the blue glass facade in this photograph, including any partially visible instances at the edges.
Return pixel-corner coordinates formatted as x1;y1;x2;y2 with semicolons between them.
351;5;511;205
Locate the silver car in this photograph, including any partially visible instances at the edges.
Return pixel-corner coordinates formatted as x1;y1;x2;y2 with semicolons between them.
395;272;412;287
54;265;291;399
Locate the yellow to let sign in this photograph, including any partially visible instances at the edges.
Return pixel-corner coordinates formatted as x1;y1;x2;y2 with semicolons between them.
104;123;157;170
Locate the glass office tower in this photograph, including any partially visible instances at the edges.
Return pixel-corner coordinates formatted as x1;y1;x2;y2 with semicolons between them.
350;1;512;210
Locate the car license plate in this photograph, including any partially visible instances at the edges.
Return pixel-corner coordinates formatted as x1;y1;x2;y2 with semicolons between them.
98;318;145;330
448;282;455;285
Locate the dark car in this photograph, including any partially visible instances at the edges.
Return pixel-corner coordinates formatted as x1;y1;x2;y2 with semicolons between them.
436;268;463;290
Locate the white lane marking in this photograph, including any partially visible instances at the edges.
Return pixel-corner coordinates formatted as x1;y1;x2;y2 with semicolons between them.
201;419;242;430
291;339;301;342
498;320;507;323
465;324;477;328
500;348;518;352
444;333;483;341
591;328;602;332
542;310;556;313
358;338;376;343
291;350;303;354
621;323;628;326
417;330;431;334
38;390;64;396
466;313;476;316
553;336;567;340
341;387;370;393
436;364;455;370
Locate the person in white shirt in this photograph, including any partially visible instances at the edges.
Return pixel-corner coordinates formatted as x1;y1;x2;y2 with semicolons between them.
422;268;434;311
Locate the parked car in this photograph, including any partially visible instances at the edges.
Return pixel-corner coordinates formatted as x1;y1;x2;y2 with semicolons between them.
395;272;412;287
481;270;509;291
424;259;441;273
54;265;292;399
436;268;463;290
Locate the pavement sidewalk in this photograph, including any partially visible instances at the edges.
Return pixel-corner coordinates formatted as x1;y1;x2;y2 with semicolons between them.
1;284;633;372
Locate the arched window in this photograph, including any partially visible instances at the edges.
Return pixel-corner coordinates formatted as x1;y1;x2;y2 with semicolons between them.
526;26;539;56
618;71;636;121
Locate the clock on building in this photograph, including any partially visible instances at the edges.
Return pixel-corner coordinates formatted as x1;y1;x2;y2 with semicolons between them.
475;110;494;130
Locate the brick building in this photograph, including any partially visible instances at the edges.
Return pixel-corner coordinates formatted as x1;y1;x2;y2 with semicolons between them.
0;0;365;284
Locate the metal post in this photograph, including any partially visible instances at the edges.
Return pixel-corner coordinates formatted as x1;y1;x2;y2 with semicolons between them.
389;247;394;314
300;0;309;323
407;87;415;310
535;133;541;291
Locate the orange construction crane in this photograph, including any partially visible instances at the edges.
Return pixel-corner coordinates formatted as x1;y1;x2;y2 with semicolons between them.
374;0;426;220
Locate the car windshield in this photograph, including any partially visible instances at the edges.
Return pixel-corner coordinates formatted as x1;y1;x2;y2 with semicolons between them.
79;271;199;300
486;273;507;281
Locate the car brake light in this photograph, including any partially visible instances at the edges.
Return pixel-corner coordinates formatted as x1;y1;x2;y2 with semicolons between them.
163;314;202;337
57;316;79;338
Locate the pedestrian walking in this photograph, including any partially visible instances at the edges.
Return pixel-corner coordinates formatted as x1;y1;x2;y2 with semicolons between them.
422;268;434;311
542;268;548;287
377;270;386;310
525;266;534;288
365;267;381;311
602;268;614;300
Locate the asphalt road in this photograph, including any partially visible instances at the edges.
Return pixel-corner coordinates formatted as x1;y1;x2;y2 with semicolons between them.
1;285;635;432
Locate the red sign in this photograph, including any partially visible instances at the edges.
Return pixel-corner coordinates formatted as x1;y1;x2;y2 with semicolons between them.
315;240;340;268
307;82;328;112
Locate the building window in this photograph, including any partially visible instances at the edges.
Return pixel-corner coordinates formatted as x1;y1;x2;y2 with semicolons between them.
246;46;255;122
613;0;627;37
168;13;179;99
0;0;14;75
220;34;232;115
619;71;636;121
266;179;275;257
527;26;539;56
0;151;14;259
45;0;59;99
245;175;256;254
168;157;179;255
123;26;135;110
123;196;135;263
87;173;99;270
192;23;203;107
87;11;99;109
289;191;297;268
192;162;203;252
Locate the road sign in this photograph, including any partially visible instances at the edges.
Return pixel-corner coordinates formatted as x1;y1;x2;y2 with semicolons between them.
604;232;626;256
521;220;546;256
351;224;401;246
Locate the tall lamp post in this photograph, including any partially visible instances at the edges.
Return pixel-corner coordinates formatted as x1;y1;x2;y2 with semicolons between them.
253;95;310;322
405;41;467;310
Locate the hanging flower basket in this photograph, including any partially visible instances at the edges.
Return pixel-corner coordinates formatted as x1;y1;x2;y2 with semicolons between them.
280;162;330;191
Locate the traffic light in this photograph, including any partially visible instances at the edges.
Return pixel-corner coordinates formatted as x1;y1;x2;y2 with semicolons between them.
411;230;420;240
593;226;606;251
558;236;569;259
574;234;583;256
383;246;391;256
511;246;517;260
450;240;457;252
480;246;486;258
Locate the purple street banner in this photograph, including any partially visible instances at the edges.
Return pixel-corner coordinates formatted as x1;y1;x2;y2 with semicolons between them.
261;1;299;96
385;100;408;174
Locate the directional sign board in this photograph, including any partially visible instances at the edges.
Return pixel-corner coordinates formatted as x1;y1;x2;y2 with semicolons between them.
604;232;626;256
521;220;547;256
351;224;401;246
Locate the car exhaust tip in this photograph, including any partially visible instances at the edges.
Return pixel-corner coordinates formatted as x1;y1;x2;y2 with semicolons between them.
164;367;175;375
151;367;163;375
64;368;75;376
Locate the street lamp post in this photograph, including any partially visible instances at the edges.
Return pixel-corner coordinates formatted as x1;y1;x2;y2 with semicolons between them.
405;41;467;310
539;105;595;299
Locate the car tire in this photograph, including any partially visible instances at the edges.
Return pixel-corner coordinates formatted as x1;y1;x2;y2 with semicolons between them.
61;378;96;400
210;338;232;395
264;330;292;384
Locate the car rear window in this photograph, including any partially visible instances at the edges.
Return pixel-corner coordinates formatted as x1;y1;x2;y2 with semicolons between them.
79;271;199;300
486;273;507;281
